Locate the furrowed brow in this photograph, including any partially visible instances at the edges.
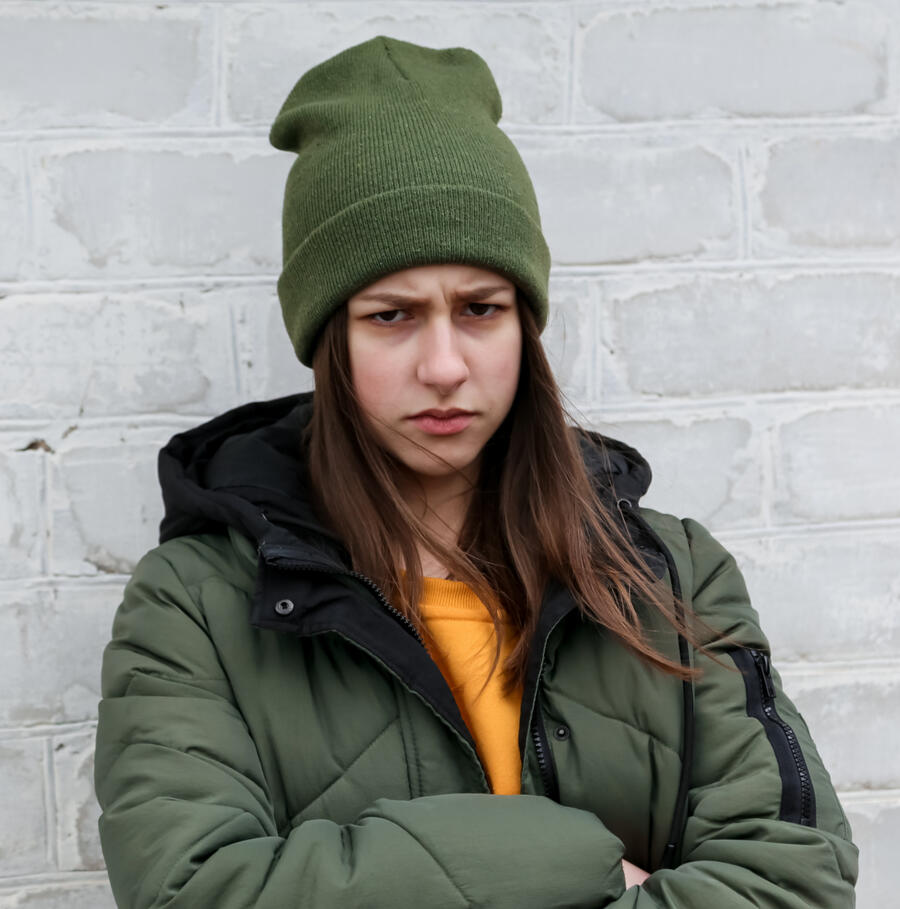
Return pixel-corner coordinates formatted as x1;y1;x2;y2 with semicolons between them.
357;285;512;306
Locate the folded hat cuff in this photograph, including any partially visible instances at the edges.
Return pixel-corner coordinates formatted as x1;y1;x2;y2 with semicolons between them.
277;183;551;367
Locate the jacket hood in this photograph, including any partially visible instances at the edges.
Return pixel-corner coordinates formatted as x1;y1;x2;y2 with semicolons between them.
157;391;652;559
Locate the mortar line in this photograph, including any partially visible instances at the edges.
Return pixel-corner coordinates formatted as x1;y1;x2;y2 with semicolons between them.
758;421;775;529
19;138;34;278
736;141;752;259
0;870;110;889
778;657;900;675
589;270;601;404
0;576;130;591
837;787;900;803
227;294;244;400
583;386;900;412
43;737;59;871
565;3;576;126
8;256;900;296
43;444;52;576
211;3;224;129
710;517;900;540
0;721;97;740
3;112;899;143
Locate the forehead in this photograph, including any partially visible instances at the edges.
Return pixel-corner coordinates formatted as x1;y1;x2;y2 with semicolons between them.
351;263;516;301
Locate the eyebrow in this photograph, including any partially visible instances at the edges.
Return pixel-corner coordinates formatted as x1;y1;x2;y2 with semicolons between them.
355;284;514;306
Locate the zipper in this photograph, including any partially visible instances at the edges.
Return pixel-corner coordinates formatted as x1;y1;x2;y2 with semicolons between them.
749;649;815;826
345;568;426;647
530;681;560;801
265;540;563;799
259;546;491;791
266;541;569;805
522;610;570;802
732;647;816;827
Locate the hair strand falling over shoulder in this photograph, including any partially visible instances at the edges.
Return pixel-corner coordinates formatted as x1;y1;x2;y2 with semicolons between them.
307;295;716;696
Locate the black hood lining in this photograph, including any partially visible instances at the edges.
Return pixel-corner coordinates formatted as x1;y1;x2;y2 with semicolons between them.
157;391;653;554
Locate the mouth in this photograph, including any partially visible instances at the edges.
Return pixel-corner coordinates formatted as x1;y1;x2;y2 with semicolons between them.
408;409;476;436
410;408;475;419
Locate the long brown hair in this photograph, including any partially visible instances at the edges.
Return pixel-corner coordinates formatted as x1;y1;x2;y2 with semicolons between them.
307;293;708;695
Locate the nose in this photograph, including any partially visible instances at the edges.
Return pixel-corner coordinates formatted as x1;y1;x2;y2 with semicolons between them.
415;316;469;394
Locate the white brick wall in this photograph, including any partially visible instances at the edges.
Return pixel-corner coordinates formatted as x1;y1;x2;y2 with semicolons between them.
1;2;896;905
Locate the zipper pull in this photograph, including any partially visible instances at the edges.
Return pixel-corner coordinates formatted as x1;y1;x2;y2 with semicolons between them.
751;649;776;700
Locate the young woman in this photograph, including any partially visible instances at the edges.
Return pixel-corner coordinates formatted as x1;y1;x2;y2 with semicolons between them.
93;36;858;907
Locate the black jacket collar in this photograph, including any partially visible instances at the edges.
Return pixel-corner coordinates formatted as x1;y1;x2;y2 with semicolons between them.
157;390;653;566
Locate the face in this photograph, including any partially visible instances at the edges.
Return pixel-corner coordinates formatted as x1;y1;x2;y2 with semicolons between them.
346;263;522;488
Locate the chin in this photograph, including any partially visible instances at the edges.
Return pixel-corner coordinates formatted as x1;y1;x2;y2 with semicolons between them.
398;444;480;479
403;457;472;479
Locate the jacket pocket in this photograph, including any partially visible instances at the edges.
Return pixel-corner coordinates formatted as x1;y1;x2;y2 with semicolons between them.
728;647;817;827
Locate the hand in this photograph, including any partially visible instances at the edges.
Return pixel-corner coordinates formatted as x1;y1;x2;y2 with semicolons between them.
622;858;650;889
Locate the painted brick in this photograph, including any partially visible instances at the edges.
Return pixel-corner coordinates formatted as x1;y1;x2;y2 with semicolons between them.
521;137;736;264
0;738;48;875
53;730;103;872
0;147;24;279
584;414;762;530
575;3;889;121
0;6;213;129
841;795;900;906
0;291;238;419
233;285;313;402
30;142;287;279
50;425;178;576
542;278;594;405
0;448;45;580
728;529;900;662
599;271;900;399
752;136;900;255
0;584;116;726
775;405;900;523
224;5;569;127
0;882;115;909
785;669;900;791
2;10;898;907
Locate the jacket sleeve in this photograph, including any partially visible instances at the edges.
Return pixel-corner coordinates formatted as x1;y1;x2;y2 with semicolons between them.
94;546;629;909
605;517;858;908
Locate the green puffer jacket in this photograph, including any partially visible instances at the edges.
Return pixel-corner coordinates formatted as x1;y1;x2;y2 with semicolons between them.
94;392;858;908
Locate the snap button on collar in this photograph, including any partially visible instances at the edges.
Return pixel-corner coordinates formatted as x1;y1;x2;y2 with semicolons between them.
274;598;295;615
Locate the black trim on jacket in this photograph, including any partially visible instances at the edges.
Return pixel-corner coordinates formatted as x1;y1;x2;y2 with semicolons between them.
728;647;817;827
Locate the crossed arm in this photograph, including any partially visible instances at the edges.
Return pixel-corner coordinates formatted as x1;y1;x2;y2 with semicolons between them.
94;536;856;908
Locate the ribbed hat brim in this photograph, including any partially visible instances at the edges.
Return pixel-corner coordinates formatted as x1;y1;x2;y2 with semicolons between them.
279;183;551;366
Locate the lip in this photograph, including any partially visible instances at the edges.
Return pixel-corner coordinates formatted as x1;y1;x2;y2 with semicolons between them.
409;410;475;436
410;408;475;419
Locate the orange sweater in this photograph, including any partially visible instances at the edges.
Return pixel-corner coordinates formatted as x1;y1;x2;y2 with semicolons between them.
418;576;523;794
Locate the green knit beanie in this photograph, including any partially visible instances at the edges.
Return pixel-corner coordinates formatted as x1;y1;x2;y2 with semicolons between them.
269;35;551;367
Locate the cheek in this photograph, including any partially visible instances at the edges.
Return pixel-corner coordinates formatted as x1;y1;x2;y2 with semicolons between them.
348;336;401;417
485;327;522;404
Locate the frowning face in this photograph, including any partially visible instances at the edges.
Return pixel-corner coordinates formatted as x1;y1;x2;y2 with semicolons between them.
346;263;522;487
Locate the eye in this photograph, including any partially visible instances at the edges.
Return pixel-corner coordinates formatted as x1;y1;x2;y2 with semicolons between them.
369;309;410;325
365;303;502;324
464;302;500;317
